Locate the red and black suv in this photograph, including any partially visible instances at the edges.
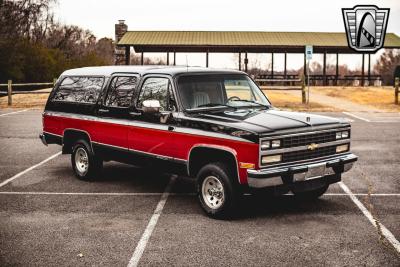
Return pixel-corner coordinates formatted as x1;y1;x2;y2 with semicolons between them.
40;66;357;218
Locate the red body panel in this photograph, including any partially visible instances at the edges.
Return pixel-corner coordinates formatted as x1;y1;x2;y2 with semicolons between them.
43;114;259;184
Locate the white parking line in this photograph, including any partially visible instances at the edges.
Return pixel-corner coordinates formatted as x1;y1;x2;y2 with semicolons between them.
0;191;398;197
0;109;29;117
342;112;371;122
339;182;400;253
0;152;61;188
0;191;195;196
127;175;177;267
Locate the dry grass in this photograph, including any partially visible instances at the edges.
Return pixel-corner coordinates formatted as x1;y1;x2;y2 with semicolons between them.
1;90;341;112
264;90;341;112
0;93;49;109
312;86;400;112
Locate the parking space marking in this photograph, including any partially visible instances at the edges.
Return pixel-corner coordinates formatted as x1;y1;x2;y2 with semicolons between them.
0;191;398;197
0;109;29;117
342;112;371;122
0;191;195;196
339;181;400;253
0;152;61;188
127;175;177;267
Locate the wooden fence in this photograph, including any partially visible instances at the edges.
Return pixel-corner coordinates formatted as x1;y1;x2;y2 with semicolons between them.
255;76;307;104
0;80;55;106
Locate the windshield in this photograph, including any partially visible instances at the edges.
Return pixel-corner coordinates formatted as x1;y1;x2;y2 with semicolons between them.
176;74;271;110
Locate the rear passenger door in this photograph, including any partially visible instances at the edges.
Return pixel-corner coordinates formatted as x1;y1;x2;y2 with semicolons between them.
94;74;139;149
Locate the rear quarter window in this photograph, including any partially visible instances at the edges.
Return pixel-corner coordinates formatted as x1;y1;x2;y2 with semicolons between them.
52;76;104;104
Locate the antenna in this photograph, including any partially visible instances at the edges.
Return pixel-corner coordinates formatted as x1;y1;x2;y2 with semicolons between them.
185;55;188;72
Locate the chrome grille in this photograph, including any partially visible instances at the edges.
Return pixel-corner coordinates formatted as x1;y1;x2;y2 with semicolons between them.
281;131;336;148
282;146;336;162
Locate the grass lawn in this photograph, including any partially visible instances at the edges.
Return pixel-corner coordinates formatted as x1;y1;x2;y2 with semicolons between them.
263;90;341;112
312;86;400;112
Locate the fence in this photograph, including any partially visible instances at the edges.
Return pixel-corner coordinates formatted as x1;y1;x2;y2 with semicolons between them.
255;76;307;104
0;80;55;106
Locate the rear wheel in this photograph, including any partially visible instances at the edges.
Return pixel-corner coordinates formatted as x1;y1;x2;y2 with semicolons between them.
292;184;329;200
71;139;102;181
196;162;239;219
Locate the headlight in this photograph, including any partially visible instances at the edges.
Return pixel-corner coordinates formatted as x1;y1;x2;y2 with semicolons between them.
261;140;281;150
271;140;281;148
261;155;282;164
336;130;350;139
261;141;270;150
341;131;349;138
336;144;349;153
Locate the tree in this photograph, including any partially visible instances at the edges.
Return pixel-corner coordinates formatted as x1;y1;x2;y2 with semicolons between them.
374;49;400;85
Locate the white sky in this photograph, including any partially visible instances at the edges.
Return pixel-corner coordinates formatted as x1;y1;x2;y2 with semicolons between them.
54;0;400;70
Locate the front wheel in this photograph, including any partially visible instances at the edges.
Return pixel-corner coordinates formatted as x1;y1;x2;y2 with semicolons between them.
196;162;239;219
292;184;329;200
71;139;102;181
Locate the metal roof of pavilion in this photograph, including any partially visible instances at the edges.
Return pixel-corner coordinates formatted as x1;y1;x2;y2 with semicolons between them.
118;31;400;53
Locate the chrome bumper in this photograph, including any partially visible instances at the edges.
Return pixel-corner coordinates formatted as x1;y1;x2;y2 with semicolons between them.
247;153;357;188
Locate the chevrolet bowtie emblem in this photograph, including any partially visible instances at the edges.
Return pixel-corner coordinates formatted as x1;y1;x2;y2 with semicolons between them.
307;143;319;151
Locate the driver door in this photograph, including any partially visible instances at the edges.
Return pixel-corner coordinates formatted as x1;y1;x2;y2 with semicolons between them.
128;76;177;158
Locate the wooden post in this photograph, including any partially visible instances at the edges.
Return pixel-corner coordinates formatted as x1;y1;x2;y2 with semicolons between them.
361;54;365;86
173;51;176;66
368;53;371;86
283;52;287;78
244;52;248;73
53;78;57;87
206;50;209;68
7;80;12;106
323;51;327;86
125;46;130;65
336;53;339;86
395;77;399;105
238;52;241;71
141;52;144;65
271;52;274;79
301;75;306;104
303;52;306;76
166;52;169;65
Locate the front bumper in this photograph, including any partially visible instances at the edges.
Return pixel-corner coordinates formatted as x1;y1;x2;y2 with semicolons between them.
247;153;357;189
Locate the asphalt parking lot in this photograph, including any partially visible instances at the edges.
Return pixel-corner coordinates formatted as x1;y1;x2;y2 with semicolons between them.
0;109;399;266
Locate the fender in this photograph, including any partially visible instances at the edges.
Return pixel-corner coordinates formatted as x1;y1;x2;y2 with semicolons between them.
187;144;241;183
62;128;94;153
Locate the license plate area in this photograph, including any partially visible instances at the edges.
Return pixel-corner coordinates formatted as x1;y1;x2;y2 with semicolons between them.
305;163;326;180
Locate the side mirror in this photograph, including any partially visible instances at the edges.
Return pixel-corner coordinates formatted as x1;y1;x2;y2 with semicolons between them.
142;99;161;114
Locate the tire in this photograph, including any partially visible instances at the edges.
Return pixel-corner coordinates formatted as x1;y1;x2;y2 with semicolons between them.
292;184;329;200
71;139;102;181
196;162;239;219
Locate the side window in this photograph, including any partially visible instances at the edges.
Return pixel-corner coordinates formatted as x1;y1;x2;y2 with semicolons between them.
52;77;104;104
105;76;138;108
137;77;172;111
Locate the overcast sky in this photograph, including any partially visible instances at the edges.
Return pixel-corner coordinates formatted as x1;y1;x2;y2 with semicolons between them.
54;0;400;70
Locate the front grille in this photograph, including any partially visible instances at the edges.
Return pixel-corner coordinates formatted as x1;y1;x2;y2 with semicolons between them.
282;145;336;162
281;131;337;148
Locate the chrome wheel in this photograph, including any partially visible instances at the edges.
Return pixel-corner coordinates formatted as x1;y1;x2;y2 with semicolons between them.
201;176;225;209
74;147;89;175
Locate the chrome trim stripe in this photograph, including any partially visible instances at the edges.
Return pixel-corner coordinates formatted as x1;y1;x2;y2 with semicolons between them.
261;139;350;155
44;111;252;143
43;131;62;138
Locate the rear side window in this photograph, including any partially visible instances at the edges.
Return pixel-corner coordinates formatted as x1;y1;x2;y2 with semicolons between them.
105;76;138;108
53;77;104;104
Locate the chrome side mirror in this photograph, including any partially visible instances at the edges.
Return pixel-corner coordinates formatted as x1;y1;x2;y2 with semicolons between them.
142;99;161;113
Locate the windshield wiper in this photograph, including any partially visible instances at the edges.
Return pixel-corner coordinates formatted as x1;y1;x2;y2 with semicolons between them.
197;103;232;108
230;99;270;108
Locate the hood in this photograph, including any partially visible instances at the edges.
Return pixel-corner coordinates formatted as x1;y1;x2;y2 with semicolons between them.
195;108;344;134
